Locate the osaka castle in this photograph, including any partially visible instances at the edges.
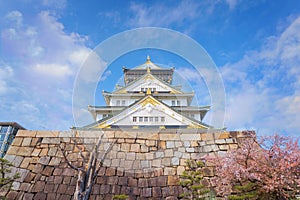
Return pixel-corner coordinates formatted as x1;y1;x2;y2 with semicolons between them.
84;56;211;130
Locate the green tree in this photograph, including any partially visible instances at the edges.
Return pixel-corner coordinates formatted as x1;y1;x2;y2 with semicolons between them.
112;194;129;199
179;160;212;200
228;182;259;200
0;158;20;199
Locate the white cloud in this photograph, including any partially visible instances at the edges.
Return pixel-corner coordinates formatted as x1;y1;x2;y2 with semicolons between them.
0;10;91;130
69;48;91;67
33;63;73;77
175;67;203;83
76;51;108;83
0;81;8;95
274;95;300;132
100;70;112;82
0;63;14;94
222;16;300;135
41;0;67;9
5;10;23;27
128;1;200;27
225;0;238;10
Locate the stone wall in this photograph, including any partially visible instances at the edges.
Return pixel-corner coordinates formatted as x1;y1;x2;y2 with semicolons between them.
4;129;254;200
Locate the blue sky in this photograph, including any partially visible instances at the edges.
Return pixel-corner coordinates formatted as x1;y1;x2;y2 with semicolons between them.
0;0;300;136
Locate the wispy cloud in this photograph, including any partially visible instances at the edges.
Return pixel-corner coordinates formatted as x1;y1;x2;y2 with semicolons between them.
0;63;14;95
128;1;201;27
0;10;91;130
222;16;300;135
225;0;239;10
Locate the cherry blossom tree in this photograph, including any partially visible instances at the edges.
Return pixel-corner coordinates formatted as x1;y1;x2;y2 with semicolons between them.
211;134;300;199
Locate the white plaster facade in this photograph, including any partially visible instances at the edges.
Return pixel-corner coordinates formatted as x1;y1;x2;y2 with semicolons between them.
87;57;210;129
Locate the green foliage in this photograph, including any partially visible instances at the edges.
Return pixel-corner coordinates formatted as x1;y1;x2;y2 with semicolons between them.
228;182;259;200
112;194;129;199
179;160;212;200
0;158;20;199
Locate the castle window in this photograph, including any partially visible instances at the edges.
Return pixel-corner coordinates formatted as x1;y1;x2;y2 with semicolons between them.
191;114;195;118
103;114;107;118
116;100;120;106
133;116;166;123
172;100;175;106
122;100;125;106
177;100;180;106
141;88;144;92
133;117;137;122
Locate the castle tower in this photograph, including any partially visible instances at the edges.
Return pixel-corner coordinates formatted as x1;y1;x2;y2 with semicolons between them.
86;56;211;130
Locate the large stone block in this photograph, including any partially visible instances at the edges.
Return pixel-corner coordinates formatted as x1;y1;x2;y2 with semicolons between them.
160;134;180;141
136;139;145;144
42;166;54;176
217;132;230;139
38;156;51;165
145;140;156;146
19;182;31;191
41;138;60;144
6;146;19;155
114;131;136;139
180;134;201;141
21;138;32;147
168;176;179;186
165;149;174;157
162;158;171;166
152;159;162;167
107;176;118;185
130;144;140;152
36;131;59;138
48;157;61;166
164;167;176;176
58;131;75;137
140;144;149;153
138;178;148;187
128;177;137;187
141;188;152;197
166;141;175;149
132;160;141;169
32;181;46;192
57;184;68;194
155;151;164;158
177;166;185;175
76;130;105;138
137;132;159;140
11;137;23;146
171;157;180;166
17;130;37;137
34;193;47;200
153;187;162;197
17;147;34;156
126;152;136;160
20;157;31;168
185;148;195;153
141;160;150;168
121;143;130;151
105;167;116;176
